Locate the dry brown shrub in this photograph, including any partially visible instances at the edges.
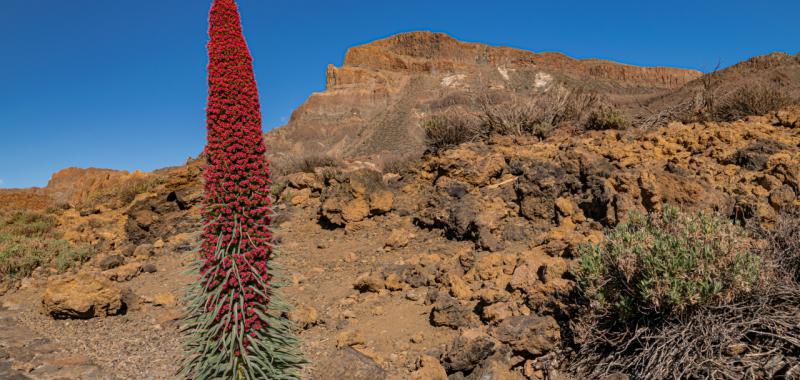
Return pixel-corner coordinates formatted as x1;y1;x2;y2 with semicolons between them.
278;154;341;176
713;82;794;121
422;107;481;152
478;86;601;139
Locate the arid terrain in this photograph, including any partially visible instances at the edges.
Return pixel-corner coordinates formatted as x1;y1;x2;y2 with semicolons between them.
1;33;799;379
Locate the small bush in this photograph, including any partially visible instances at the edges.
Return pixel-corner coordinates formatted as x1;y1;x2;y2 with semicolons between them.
712;83;793;121
380;153;421;176
0;211;92;279
479;87;601;138
0;211;57;238
572;207;800;379
585;106;629;131
281;154;341;175
423;107;481;152
53;242;92;272
754;206;800;281
577;205;760;319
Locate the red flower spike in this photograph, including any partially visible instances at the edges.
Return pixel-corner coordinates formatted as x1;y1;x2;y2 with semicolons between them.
203;0;271;352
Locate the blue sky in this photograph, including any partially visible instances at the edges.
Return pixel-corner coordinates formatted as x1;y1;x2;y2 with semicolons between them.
1;0;798;189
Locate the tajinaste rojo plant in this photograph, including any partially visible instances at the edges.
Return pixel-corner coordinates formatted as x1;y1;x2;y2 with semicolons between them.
180;0;304;378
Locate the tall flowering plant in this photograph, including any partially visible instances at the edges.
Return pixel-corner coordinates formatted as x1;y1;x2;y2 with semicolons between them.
181;0;304;378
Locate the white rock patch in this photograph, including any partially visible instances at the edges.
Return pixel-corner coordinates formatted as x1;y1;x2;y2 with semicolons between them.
534;72;553;88
497;67;511;81
441;74;466;88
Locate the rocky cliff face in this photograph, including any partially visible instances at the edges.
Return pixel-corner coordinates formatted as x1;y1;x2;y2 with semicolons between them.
264;31;702;165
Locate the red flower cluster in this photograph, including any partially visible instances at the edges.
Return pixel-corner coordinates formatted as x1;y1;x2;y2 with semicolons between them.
201;0;272;349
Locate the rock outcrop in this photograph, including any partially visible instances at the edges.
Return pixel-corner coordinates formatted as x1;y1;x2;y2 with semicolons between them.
41;273;124;319
264;31;702;165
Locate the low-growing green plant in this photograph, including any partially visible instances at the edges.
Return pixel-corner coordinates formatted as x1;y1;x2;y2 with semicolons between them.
0;211;92;279
577;205;761;319
53;242;92;272
0;211;57;238
585;105;629;131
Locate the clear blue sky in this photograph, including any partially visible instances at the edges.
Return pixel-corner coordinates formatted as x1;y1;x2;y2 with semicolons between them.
1;0;798;188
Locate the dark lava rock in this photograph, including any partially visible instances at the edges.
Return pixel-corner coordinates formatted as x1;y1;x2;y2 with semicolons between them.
441;334;496;373
98;255;124;271
431;295;478;329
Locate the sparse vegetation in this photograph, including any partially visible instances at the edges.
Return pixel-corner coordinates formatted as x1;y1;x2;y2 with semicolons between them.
754;206;800;281
712;82;794;121
585;105;629;130
423;107;481;152
577;205;760;318
423;86;605;151
0;211;91;279
478;86;601;138
278;154;341;176
571;206;800;379
379;153;422;176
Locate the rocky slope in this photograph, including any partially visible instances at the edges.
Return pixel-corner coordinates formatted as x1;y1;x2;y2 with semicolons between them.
1;35;799;379
264;31;702;166
0;106;798;379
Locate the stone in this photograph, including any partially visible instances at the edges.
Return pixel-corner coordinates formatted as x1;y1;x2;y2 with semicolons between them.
141;263;158;273
441;333;496;373
103;262;142;282
288;305;320;330
41;274;123;319
431;295;478;329
448;275;473;300
384;228;410;249
153;239;165;249
492;315;560;355
342;199;370;223
132;243;154;259
384;273;404;291
286;172;322;191
774;106;800;128
354;272;385;293
470;356;526;380
410;355;447;380
369;190;394;214
317;347;386;380
769;185;795;209
289;188;312;206
554;197;575;217
98;255;124;271
336;330;366;348
481;302;513;323
405;290;422;301
151;293;177;307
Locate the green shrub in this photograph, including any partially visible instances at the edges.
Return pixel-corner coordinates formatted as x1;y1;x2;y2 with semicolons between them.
0;211;92;279
0;211;57;238
577;205;760;319
585;106;629;130
53;242;92;272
